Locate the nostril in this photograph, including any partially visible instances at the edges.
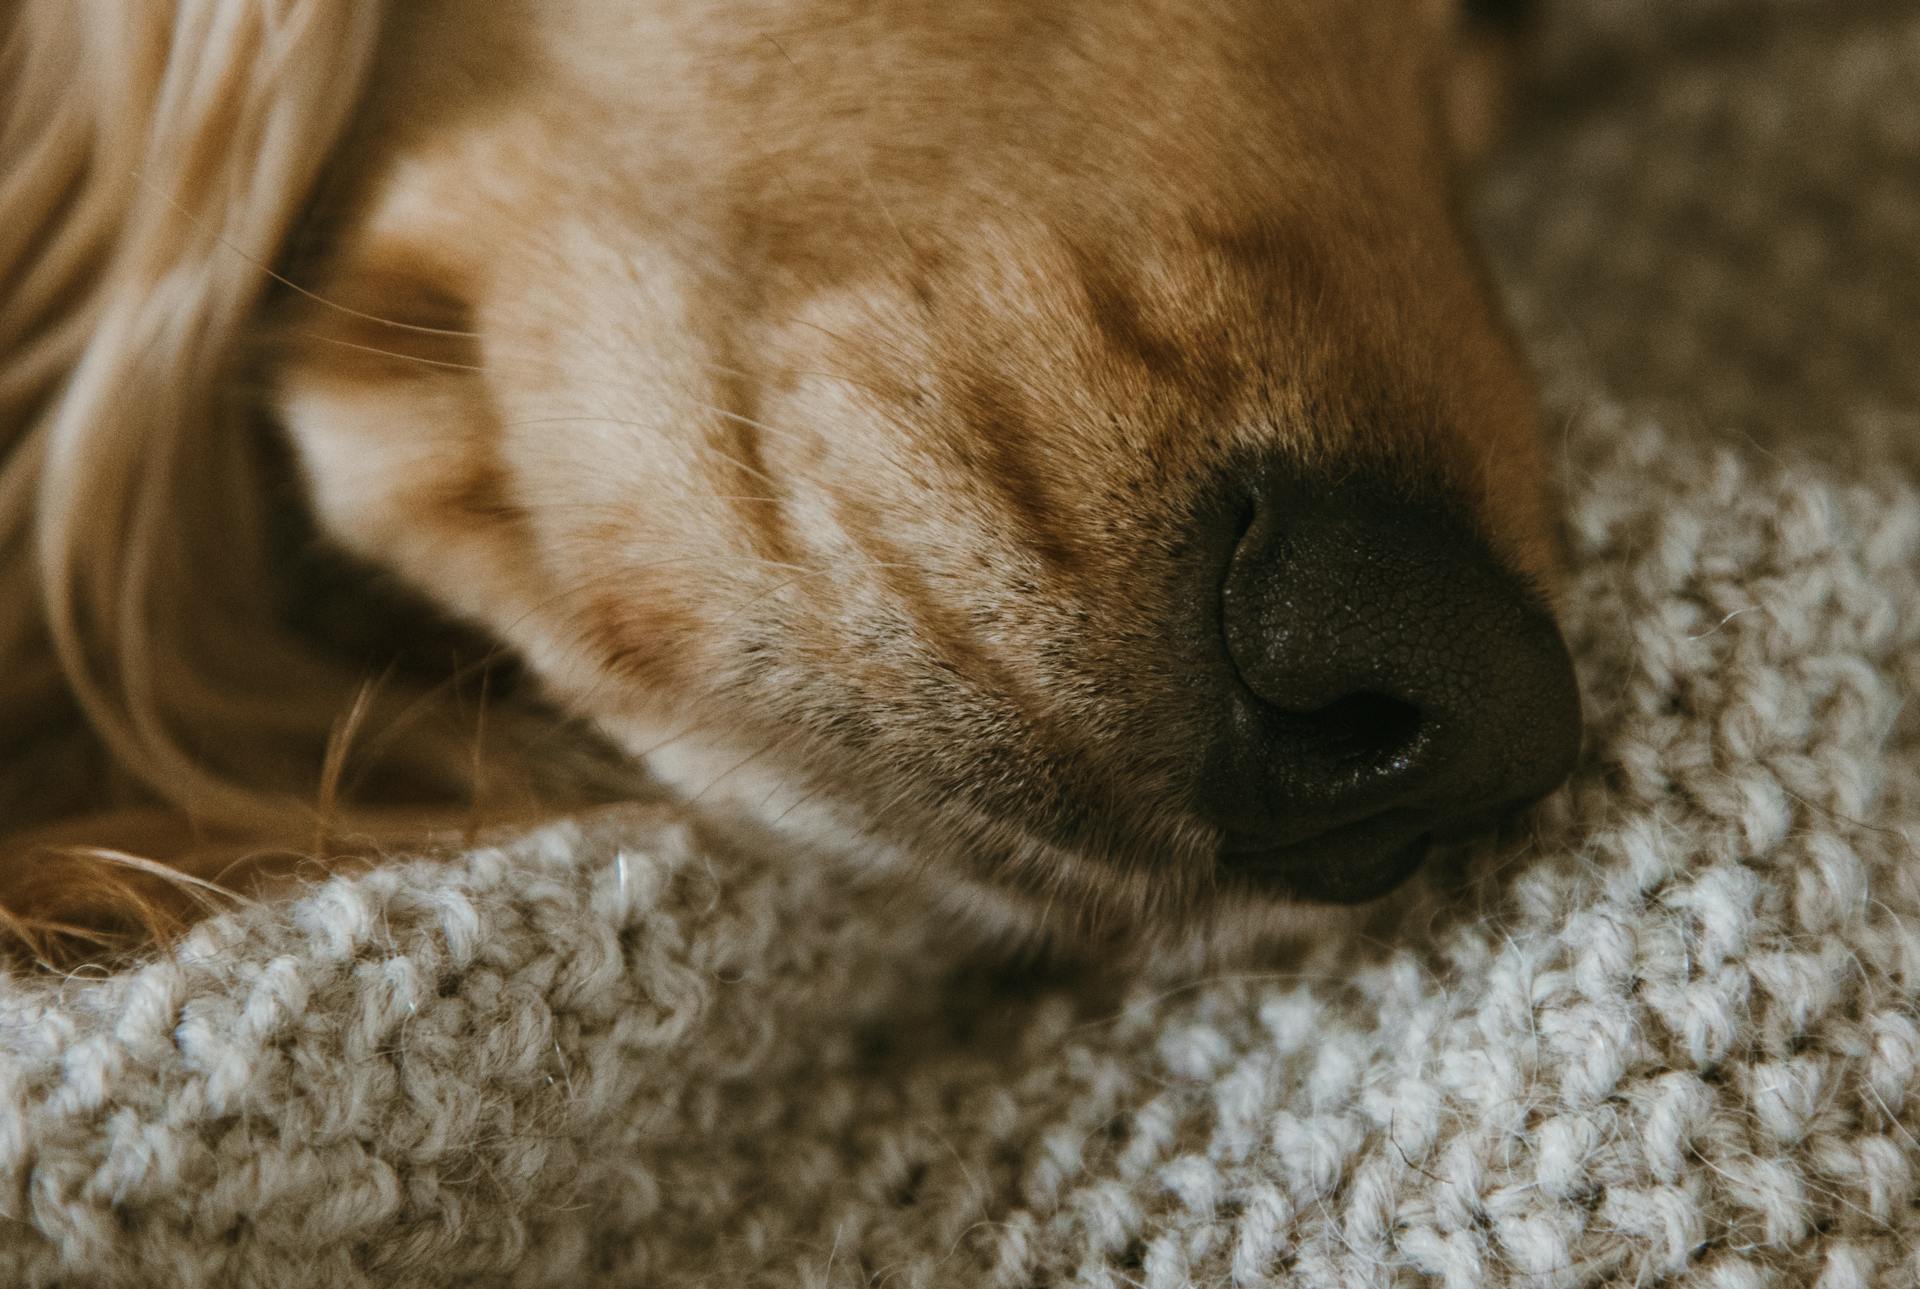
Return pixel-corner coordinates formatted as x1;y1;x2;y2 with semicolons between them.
1285;691;1423;769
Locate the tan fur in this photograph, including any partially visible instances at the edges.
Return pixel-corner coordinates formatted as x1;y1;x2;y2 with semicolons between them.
0;0;1549;961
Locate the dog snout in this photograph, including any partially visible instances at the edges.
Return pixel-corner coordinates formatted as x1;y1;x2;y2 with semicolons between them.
1195;473;1582;902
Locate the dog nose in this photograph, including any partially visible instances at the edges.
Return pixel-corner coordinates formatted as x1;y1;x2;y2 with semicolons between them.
1198;475;1581;903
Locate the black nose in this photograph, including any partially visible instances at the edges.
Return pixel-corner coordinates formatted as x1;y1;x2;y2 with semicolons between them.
1198;474;1581;903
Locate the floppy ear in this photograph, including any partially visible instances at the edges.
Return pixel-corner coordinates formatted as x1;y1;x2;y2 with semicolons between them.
0;0;390;827
0;0;632;959
0;2;404;948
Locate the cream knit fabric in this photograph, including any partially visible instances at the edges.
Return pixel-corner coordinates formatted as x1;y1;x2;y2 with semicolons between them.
5;2;1919;1285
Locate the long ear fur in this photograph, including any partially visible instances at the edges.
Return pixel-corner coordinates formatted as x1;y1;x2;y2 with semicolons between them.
0;1;607;961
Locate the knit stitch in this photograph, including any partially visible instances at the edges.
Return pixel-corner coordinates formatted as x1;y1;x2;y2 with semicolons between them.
4;0;1918;1284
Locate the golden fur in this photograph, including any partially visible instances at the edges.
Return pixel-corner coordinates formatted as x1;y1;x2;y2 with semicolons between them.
0;0;1549;961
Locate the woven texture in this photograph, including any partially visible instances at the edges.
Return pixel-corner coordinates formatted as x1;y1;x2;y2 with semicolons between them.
5;2;1920;1285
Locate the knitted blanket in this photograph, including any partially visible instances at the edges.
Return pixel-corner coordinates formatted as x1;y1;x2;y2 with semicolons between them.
6;2;1919;1285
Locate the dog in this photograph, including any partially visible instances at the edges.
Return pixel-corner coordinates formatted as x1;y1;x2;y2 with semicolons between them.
0;0;1579;962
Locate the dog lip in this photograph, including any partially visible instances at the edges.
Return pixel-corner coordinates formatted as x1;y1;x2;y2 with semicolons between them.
1216;815;1434;904
1216;805;1429;856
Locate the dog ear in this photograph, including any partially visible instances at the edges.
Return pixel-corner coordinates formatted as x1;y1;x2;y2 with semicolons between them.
0;0;389;812
0;1;391;941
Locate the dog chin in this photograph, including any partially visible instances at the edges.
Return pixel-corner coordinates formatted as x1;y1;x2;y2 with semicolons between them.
602;716;1376;973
